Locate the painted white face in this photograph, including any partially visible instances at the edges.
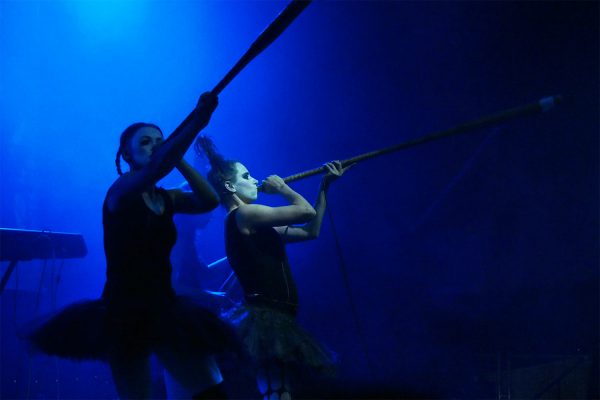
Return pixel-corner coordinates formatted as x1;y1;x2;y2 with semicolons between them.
126;126;164;170
230;162;259;203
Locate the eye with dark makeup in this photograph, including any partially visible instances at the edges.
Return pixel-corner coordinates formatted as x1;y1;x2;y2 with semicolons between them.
139;136;162;147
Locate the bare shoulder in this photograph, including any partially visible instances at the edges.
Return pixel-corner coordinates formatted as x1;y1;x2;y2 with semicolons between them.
236;203;271;216
105;172;139;212
105;176;124;212
234;204;272;234
235;203;314;232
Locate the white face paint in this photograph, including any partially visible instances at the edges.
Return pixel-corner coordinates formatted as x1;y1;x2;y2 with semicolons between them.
230;162;259;203
126;126;164;170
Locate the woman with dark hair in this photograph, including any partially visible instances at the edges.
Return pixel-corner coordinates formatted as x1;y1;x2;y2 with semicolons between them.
195;136;350;400
27;92;233;399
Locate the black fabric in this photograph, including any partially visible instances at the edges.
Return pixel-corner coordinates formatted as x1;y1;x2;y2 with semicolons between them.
223;208;335;372
192;382;228;400
222;304;336;373
102;188;176;304
25;189;235;360
225;209;298;311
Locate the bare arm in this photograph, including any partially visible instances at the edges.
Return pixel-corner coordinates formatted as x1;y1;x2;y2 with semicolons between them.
274;180;328;242
274;161;351;243
106;92;218;211
236;176;316;235
168;160;219;214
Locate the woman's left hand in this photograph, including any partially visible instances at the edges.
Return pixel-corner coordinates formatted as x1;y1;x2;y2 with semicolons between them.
322;160;353;187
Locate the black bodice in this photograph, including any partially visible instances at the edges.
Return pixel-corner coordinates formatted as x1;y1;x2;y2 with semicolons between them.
102;188;176;305
225;208;298;313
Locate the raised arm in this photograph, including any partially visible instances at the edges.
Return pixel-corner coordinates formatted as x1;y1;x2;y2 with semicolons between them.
235;175;316;235
107;92;218;211
274;161;351;243
168;160;219;214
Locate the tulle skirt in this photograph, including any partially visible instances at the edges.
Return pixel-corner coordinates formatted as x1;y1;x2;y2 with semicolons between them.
23;295;236;361
222;302;336;374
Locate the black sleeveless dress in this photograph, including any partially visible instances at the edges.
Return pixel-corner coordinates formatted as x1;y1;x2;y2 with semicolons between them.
222;208;335;372
25;188;234;361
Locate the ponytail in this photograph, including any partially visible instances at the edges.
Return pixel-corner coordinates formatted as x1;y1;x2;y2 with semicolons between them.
115;149;123;175
194;136;238;200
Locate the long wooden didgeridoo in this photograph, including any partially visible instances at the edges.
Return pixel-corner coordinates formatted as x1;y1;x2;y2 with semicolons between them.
172;0;311;134
210;96;562;297
212;0;312;96
278;95;562;185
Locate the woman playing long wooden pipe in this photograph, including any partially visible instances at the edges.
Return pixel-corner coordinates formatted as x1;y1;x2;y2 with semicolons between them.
25;93;234;399
195;136;351;400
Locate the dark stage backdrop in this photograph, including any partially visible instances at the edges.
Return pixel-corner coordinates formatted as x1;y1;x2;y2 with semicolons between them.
1;1;598;398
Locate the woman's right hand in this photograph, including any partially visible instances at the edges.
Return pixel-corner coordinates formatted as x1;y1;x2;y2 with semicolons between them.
195;91;219;127
261;175;288;194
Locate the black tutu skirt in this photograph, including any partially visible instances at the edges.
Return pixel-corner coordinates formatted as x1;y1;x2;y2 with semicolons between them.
23;295;236;361
222;303;336;374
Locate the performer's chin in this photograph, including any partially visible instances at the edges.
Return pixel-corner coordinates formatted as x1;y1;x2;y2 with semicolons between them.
241;192;258;204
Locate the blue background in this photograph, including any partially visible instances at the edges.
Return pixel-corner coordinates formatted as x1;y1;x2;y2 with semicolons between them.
1;1;597;398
